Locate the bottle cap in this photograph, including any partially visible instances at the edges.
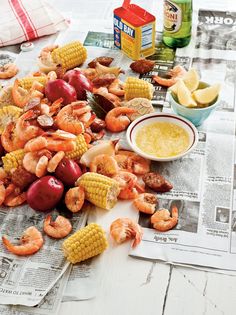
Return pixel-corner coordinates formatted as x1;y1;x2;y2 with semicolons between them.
20;42;34;52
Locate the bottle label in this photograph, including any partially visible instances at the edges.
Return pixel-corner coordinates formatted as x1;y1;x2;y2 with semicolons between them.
164;0;182;33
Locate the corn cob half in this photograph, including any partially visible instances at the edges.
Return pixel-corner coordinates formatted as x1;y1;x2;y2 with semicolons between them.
18;76;47;90
62;223;108;264
76;172;120;210
2;149;25;173
51;41;87;71
124;77;154;101
65;134;88;160
0;105;22;134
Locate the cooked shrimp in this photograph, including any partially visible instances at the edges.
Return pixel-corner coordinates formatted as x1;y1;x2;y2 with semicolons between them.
43;215;72;239
56;101;91;134
118;186;139;200
0;63;18;79
28;132;76;152
90;154;119;176
0;168;7;181
3;183;26;207
110;218;143;248
151;206;178;232
133;193;158;214
23;150;52;175
35;155;49;177
153;65;187;87
15;110;43;142
4;191;27;207
23;152;39;174
38;45;58;70
127;154;150;175
93;87;121;105
84;132;92;144
113;171;137;190
2;226;43;256
112;171;142;200
44;136;76;152
12;79;37;108
105;107;137;132
117;150;150;175
65;186;85;213
1;122;25;152
24;136;48;152
0;181;6;206
108;79;125;96
47;151;65;173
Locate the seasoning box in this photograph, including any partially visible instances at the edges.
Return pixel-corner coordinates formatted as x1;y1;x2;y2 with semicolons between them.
114;0;156;60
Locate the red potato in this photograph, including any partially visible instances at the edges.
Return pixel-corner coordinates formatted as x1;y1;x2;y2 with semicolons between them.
45;79;77;105
27;176;64;211
55;158;82;186
63;69;93;100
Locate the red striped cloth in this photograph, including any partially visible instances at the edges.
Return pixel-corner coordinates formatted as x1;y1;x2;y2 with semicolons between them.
0;0;69;47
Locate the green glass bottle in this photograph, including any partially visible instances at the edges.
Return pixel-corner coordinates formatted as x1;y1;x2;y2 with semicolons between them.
163;0;192;48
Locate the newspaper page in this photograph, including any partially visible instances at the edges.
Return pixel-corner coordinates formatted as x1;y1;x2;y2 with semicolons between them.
0;204;88;306
0;266;70;315
130;9;236;272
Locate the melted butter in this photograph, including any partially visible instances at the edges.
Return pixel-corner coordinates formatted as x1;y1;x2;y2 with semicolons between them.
135;122;190;158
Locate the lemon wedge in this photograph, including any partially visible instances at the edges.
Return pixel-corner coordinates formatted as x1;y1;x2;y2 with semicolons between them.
177;80;197;108
192;84;220;104
183;68;199;92
168;80;179;94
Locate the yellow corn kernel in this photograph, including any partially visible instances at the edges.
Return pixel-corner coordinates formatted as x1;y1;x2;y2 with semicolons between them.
76;172;120;210
18;76;47;90
51;41;87;71
124;77;154;101
2;149;25;173
65;134;87;160
0;106;22;134
62;223;108;264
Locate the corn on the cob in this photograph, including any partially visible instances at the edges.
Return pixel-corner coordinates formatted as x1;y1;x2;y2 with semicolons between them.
51;41;87;71
65;134;88;160
18;76;47;90
124;77;154;101
2;149;25;173
76;172;120;210
0;106;22;134
62;223;108;264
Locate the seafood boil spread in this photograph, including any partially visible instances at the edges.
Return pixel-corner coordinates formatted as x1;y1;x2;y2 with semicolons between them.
0;40;220;265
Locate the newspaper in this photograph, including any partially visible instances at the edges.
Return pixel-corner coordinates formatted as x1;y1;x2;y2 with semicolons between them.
0;205;88;306
0;266;70;315
130;9;236;273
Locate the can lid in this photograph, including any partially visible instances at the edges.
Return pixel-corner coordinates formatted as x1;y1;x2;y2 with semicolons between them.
20;42;34;52
114;1;155;27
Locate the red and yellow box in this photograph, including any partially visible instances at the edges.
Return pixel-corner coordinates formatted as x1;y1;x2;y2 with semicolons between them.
114;0;156;60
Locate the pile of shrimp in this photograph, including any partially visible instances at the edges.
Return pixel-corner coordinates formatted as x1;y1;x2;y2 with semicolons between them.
0;45;177;257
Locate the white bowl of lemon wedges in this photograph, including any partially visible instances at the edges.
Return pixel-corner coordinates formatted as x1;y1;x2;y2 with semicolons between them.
168;68;221;126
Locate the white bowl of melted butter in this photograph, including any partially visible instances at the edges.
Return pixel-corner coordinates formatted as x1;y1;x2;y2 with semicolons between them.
126;113;198;162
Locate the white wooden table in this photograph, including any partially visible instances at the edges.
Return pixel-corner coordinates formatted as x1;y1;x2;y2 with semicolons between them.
52;0;236;314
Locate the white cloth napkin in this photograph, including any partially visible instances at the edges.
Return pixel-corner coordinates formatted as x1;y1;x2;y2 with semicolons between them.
0;0;69;47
